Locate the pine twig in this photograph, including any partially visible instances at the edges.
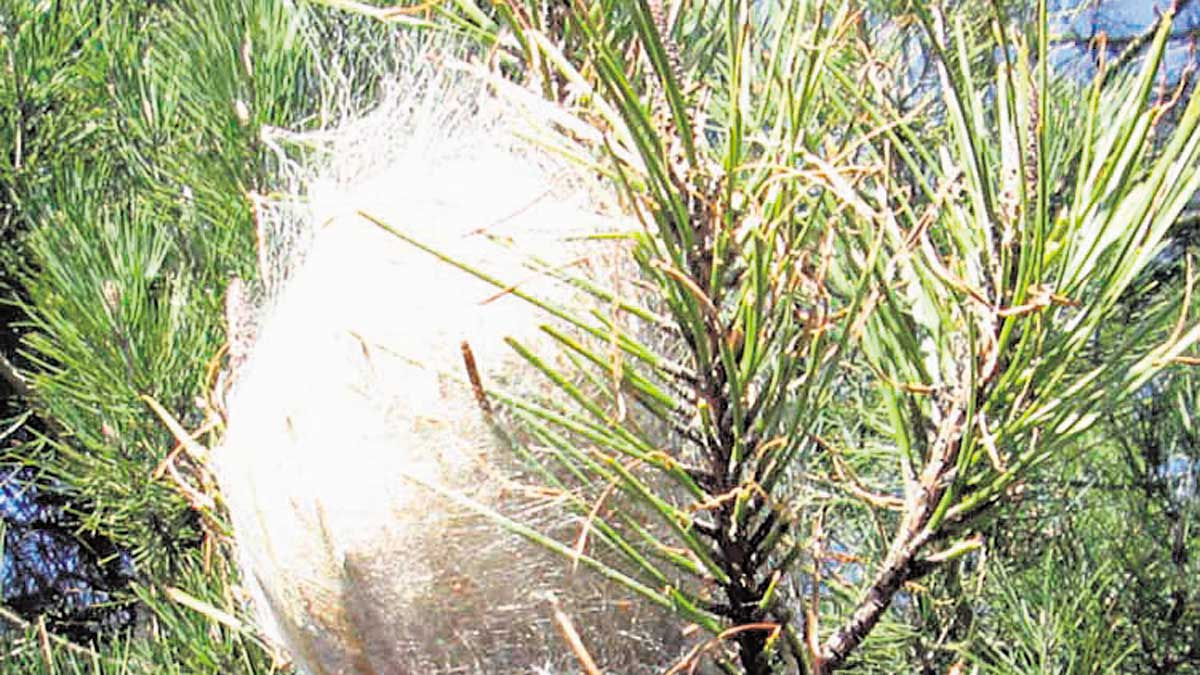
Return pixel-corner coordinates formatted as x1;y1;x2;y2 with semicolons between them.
0;350;32;399
1101;0;1198;89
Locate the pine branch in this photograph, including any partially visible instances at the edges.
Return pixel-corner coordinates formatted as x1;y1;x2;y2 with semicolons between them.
815;530;934;674
816;408;965;672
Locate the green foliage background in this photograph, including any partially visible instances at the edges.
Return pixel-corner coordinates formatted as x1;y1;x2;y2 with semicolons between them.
0;0;393;670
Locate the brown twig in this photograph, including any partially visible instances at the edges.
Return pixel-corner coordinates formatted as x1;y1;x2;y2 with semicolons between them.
460;340;494;417
1100;0;1198;89
666;622;782;675
0;350;32;399
546;594;603;675
807;507;827;670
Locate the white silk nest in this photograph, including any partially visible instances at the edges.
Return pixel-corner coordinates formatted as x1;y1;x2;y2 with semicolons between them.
212;49;698;675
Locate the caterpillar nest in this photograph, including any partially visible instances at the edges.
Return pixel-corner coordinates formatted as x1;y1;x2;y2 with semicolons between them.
212;47;706;675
